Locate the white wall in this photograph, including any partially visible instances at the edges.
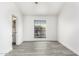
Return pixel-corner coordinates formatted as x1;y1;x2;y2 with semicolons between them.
0;3;23;55
58;3;79;55
23;16;57;41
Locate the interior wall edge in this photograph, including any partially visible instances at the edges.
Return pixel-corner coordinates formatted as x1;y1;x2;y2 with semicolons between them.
58;40;79;56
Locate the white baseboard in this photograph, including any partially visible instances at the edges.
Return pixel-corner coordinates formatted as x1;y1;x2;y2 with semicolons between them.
0;47;12;56
23;39;57;42
58;40;79;56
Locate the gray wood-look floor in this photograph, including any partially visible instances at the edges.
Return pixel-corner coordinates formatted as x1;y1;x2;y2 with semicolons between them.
5;41;77;56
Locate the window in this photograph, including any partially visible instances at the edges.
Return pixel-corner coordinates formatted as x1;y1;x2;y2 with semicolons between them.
34;20;46;38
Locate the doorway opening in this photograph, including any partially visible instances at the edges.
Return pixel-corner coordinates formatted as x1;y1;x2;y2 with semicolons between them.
12;15;16;47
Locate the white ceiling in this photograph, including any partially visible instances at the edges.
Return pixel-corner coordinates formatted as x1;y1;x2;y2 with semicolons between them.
15;2;64;16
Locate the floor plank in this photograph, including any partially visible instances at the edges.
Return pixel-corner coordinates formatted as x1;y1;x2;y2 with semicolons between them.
5;41;77;56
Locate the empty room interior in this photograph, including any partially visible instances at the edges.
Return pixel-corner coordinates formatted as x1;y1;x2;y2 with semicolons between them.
0;2;79;56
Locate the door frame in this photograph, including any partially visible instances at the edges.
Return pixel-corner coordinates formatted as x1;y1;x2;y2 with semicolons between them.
12;15;17;45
